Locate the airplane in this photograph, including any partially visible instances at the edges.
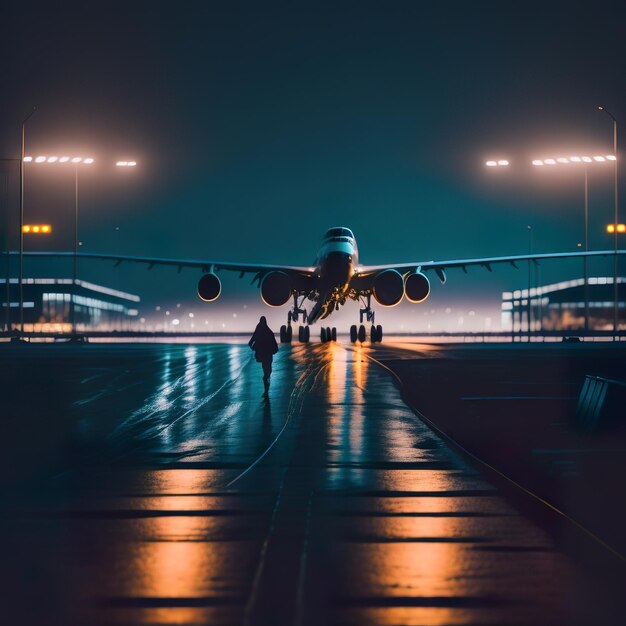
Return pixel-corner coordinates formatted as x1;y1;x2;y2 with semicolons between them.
13;226;624;343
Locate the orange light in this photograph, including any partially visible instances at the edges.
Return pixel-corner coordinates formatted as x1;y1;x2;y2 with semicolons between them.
607;224;615;233
22;224;52;234
618;224;626;233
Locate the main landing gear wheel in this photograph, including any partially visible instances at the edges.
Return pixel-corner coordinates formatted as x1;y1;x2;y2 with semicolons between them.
280;325;293;343
320;327;337;343
350;325;358;343
298;325;310;343
357;324;366;343
370;324;383;343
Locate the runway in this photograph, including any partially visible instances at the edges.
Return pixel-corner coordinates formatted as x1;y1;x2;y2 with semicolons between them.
0;342;621;625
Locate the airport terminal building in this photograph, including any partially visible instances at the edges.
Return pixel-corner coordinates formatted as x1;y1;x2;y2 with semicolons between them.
502;276;626;332
2;278;140;333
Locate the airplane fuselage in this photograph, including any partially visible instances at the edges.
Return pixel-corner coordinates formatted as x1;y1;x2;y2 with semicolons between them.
307;227;359;323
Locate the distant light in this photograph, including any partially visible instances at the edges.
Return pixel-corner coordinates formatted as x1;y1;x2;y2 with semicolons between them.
497;159;509;166
172;318;180;326
607;155;617;161
59;156;70;163
607;224;615;233
597;105;604;111
116;161;128;167
188;312;194;318
486;160;497;167
582;156;592;163
41;225;50;233
544;159;556;165
83;157;94;164
532;159;544;166
618;224;626;233
570;156;581;162
24;156;33;162
47;156;58;163
71;157;82;163
593;156;605;162
22;225;30;233
35;156;46;163
557;157;569;164
32;225;40;233
127;161;137;167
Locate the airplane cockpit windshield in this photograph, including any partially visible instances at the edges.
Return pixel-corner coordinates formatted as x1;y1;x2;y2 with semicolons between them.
324;227;354;241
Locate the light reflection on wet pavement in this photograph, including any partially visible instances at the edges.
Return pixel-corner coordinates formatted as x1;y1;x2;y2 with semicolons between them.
0;342;615;625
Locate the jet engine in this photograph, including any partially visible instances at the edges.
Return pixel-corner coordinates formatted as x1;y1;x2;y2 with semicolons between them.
372;269;404;306
404;271;430;303
261;271;292;306
197;273;221;302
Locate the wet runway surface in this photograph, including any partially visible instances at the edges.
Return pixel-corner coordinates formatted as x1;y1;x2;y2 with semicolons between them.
0;342;622;625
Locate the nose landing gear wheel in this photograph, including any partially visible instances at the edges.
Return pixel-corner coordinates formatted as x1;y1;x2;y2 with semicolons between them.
350;325;358;343
357;324;366;343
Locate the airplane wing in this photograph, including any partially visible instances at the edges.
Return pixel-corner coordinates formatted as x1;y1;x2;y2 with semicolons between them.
10;251;315;281
357;250;625;283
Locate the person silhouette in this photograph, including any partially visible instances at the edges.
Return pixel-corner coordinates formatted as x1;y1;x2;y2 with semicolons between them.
248;316;279;397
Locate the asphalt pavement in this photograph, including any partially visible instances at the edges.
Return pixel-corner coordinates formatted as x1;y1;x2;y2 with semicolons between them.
0;341;621;625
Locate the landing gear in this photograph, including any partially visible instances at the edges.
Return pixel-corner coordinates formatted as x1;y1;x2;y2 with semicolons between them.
280;325;293;343
357;324;366;342
281;295;309;343
350;294;384;343
320;326;337;343
370;324;383;343
350;294;383;343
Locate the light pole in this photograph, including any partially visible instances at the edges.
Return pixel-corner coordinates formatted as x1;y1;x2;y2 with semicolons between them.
26;155;94;335
532;154;616;333
25;156;136;335
583;163;589;333
18;107;37;338
597;106;619;338
527;224;532;342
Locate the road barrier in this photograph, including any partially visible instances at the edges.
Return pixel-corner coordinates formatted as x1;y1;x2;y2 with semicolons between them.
576;375;626;431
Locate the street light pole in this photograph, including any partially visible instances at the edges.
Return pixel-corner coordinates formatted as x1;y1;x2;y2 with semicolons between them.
18;107;36;337
527;224;532;342
583;163;589;333
72;167;78;334
597;106;619;338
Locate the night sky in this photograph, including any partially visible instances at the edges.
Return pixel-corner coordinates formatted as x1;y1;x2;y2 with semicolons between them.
1;1;625;331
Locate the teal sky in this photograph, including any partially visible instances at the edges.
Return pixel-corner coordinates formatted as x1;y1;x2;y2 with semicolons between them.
1;1;624;329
